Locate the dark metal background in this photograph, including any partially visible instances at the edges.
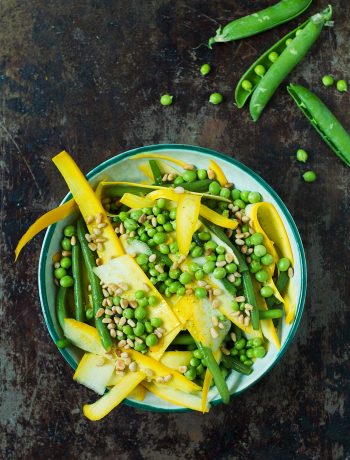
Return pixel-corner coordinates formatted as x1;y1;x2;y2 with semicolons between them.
1;1;349;459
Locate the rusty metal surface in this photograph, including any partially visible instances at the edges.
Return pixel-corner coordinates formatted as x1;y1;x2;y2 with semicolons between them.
1;1;349;459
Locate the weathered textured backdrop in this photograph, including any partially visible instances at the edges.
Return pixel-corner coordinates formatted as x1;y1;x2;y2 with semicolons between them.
1;0;349;459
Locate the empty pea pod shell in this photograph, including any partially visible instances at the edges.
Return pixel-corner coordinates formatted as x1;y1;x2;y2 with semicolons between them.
249;5;333;122
208;0;312;48
235;19;309;108
287;83;350;167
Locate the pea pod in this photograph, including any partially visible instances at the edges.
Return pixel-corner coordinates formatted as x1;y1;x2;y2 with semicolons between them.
235;19;308;108
72;243;85;322
76;218;112;351
208;0;312;48
249;5;332;121
149;160;163;185
221;355;253;375
287;83;350;167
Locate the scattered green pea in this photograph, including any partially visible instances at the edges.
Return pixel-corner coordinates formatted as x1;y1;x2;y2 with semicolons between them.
254;244;267;257
336;79;347;92
209;92;223;105
248;191;262;204
254;346;266;358
179;271;192;285
54;267;67;279
261;254;274;266
86;308;94;320
322;75;334;87
285;38;293;46
197;169;207;180
200;63;211;76
134;306;147;321
63;225;76;237
213;267;226;279
250;232;264;246
255;269;269;283
194;287;207;299
160;94;173;106
183;170;197;183
184;368;196;380
208;181;221;195
123;308;134;319
195;269;205;280
146;333;158;347
61;238;72;251
260;286;274;298
302;171;317;183
296;149;308;163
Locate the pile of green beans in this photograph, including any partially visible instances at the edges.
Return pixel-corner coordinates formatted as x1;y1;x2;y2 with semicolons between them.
208;0;312;48
288;83;350;167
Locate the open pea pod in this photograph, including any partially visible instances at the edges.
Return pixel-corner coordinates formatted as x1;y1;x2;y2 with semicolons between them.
235;19;309;108
288;83;350;167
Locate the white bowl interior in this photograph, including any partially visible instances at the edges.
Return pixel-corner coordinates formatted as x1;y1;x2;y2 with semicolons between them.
39;145;306;412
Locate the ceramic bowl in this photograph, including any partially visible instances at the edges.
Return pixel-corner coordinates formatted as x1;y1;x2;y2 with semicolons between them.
39;144;307;412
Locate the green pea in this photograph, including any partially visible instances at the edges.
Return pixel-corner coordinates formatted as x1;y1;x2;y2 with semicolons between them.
174;176;184;185
250;233;264;245
113;296;121;305
122;325;133;336
322;75;334;87
254;65;266;77
336;79;347;92
54;267;67;279
123;308;134;319
242;80;253;92
184;367;197;380
179;271;192;285
195;287;207;299
204;240;217;250
160;94;173;106
200;63;211;76
118;211;128;221
217;254;225;262
208;181;221;195
215;245;225;255
261;254;274;266
124;218;138;231
203;260;216;274
253;346;266;358
139;297;150;307
169;268;181;280
190;246;203;258
136;253;148;266
277;258;291;272
233;277;242;287
243;359;253;366
239;190;250;202
148;295;159;306
260;286;274;298
86;308;94;320
150;277;157;285
285;38;293;46
296;148;308;163
233;199;246;209
130;209;143;220
193;349;203;359
195;269;205;280
169;281;181;294
255;269;269;283
157;244;169;255
177;286;186;296
268;51;279;63
231;188;241;200
230;348;238;356
209;92;223;105
153;232;166;245
220;188;231;199
134;322;145;337
235;338;246;350
245;348;254;359
239;349;246;357
134;306;147;321
61;238;72;251
302;171;317;183
150;317;162;328
248;191;262;204
60;275;73;288
189;357;200;368
146;333;159;347
183;170;197;183
63;225;76;237
254;244;267;257
149;268;158;277
188;262;200;273
156;198;165;209
226;263;237;274
135;290;145;300
140;233;149;243
198;231;211;241
231;301;239;311
134;342;147;352
213;267;226;279
156;214;166;225
197;169;207;180
168;243;177;255
144;321;153;333
196;364;205;375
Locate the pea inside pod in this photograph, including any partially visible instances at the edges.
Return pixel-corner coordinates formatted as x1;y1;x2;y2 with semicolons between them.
235;19;309;109
208;0;312;48
287;83;350;167
249;5;333;122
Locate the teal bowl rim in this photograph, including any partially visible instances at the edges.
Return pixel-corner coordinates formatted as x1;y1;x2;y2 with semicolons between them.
38;143;307;413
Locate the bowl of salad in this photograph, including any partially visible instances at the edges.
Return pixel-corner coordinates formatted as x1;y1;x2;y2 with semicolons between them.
17;144;306;419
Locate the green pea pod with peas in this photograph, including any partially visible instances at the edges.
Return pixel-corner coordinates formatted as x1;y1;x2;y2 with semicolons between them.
287;83;350;167
208;0;312;48
244;5;332;121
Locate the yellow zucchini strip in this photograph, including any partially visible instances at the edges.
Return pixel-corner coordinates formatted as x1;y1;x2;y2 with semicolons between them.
52;151;124;263
127;349;201;393
138;163;154;180
132;152;189;168
130;385;146;401
119;193;154;209
199;204;238;229
159;351;193;369
139;160;180;181
63;318;106;355
73;353;115;395
142;381;208;413
83;371;146;421
209;159;228;186
176;194;201;256
15;199;76;260
201;350;221;413
148;324;182;361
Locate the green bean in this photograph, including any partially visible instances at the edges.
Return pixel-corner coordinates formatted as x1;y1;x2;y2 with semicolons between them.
77;219;112;351
242;271;259;331
177;179;213;193
72;243;85;322
259;309;283;319
288;83;350;167
250;6;332;121
149;160;163;185
235;19;308;108
266;271;289;308
196;342;230;404
208;0;312;48
220;277;237;295
221;355;253;375
172;334;196;345
56;285;68;331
